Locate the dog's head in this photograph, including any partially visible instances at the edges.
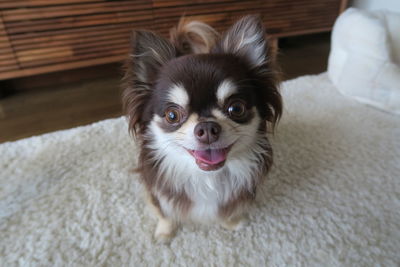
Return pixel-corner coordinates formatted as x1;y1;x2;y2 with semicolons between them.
123;15;282;173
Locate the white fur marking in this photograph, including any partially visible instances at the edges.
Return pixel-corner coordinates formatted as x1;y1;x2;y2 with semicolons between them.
168;84;189;107
216;79;237;105
211;109;228;120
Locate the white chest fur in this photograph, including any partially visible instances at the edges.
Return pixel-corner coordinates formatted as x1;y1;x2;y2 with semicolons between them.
157;172;230;223
156;156;260;223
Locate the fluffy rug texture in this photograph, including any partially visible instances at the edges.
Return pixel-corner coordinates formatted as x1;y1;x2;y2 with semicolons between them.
1;74;399;266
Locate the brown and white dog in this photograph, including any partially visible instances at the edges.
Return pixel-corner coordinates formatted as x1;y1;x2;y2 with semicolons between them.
122;15;282;242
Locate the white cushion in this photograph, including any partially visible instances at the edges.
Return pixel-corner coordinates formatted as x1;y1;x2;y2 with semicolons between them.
328;8;400;115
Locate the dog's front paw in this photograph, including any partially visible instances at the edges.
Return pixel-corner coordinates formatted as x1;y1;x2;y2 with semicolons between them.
154;218;177;244
221;216;247;231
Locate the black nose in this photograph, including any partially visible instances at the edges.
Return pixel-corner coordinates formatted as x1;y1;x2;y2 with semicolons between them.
194;121;222;144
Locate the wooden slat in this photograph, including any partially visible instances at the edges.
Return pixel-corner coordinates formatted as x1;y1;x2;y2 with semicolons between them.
16;46;74;62
16;38;129;61
0;53;17;60
0;65;19;72
0;47;15;54
0;40;14;48
2;1;151;21
0;55;125;80
19;46;128;67
5;11;153;34
152;0;237;8
0;57;19;66
13;31;131;51
0;0;102;9
9;22;141;42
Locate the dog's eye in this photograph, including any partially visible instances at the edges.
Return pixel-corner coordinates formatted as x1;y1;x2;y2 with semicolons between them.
165;107;181;124
227;100;246;119
182;42;191;53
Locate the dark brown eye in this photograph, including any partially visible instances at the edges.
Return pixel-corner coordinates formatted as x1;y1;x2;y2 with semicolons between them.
182;42;191;52
165;107;181;124
227;100;246;119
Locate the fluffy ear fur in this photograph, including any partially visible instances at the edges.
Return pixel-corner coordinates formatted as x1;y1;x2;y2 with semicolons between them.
122;31;176;135
170;17;219;55
215;15;269;69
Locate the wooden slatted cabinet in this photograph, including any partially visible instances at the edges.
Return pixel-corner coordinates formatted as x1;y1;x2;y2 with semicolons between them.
0;0;347;80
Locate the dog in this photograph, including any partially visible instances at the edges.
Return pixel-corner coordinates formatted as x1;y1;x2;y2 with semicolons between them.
122;15;282;242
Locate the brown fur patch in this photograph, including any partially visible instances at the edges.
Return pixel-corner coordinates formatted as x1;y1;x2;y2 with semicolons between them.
219;187;256;219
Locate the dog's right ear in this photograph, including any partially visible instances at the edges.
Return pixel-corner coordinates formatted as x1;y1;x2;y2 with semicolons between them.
122;31;176;136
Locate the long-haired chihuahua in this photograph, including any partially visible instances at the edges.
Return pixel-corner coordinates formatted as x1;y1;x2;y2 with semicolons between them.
122;15;282;242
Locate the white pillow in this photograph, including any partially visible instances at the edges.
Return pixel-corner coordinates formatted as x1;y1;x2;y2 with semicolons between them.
328;8;400;115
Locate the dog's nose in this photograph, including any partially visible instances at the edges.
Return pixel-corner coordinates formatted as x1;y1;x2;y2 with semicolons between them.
194;121;221;144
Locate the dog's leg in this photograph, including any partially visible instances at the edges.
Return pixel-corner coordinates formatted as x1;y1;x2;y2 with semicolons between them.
220;215;247;231
145;192;177;243
154;217;177;243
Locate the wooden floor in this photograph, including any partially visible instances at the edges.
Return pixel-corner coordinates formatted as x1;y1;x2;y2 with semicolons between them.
0;33;330;143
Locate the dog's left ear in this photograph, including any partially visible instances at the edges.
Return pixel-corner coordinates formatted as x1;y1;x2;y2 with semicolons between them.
215;15;270;70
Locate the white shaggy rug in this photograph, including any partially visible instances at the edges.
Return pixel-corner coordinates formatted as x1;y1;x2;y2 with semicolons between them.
1;74;399;266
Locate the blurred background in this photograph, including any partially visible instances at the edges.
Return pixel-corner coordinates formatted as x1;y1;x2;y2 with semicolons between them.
0;0;398;143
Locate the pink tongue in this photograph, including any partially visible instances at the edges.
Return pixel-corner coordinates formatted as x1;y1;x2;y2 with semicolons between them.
193;149;227;165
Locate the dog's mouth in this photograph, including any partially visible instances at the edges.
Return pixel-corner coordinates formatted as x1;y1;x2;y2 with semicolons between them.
186;145;232;171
